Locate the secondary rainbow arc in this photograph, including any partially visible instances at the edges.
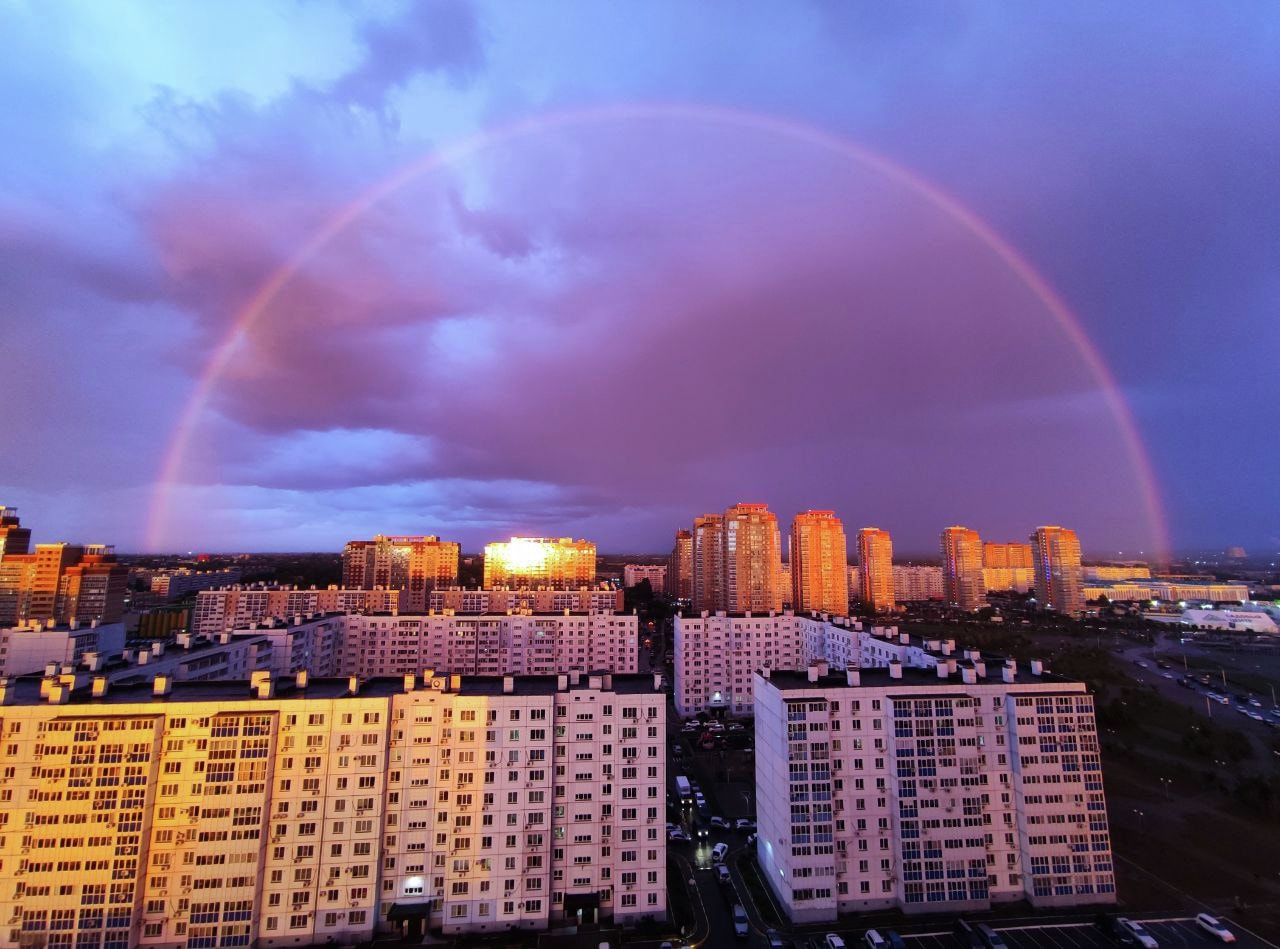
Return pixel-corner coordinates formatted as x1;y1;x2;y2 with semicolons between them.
145;102;1171;562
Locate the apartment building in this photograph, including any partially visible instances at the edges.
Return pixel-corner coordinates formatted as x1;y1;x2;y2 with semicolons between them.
150;569;243;601
383;671;666;934
482;538;596;590
0;619;126;677
753;660;1114;924
427;589;623;613
333;612;639;679
622;564;666;593
672;611;812;717
0;669;665;946
192;588;404;637
342;535;461;610
675;611;957;718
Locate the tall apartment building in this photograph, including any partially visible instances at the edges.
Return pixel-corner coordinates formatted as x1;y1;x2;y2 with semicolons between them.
623;564;666;593
690;514;724;612
0;670;665;945
857;528;895;613
56;548;129;624
753;661;1115;923
342;535;460;610
192;587;405;637
941;527;987;612
668;529;693;600
0;506;31;558
981;542;1034;594
723;504;784;613
0;542;127;626
1031;526;1085;617
892;566;944;602
482;538;596;590
790;512;850;615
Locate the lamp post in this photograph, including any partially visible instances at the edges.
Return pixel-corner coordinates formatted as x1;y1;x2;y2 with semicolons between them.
1132;808;1145;834
1159;777;1172;801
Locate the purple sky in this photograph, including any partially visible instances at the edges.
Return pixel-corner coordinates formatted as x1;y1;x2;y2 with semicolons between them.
2;2;1277;556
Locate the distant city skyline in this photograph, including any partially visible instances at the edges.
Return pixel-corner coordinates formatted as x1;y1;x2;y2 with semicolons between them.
3;5;1278;555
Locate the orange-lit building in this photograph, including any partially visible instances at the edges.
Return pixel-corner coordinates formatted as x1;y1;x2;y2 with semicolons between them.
691;513;724;611
668;528;693;600
722;503;783;613
0;506;31;559
941;526;986;611
789;510;850;614
1031;526;1085;616
857;527;895;613
55;545;128;623
983;541;1035;592
342;535;460;609
482;536;596;589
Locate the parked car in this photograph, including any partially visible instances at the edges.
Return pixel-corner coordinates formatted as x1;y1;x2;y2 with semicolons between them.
733;904;749;939
716;864;731;885
667;829;689;843
745;832;757;847
711;842;729;863
825;935;847;949
884;932;907;949
1195;914;1235;943
735;817;757;831
710;816;732;830
766;929;787;949
1117;918;1158;949
863;930;887;949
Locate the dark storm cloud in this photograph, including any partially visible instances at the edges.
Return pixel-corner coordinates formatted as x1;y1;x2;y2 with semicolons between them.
2;1;1277;551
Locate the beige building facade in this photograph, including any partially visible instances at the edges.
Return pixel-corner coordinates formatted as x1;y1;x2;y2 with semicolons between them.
789;511;850;615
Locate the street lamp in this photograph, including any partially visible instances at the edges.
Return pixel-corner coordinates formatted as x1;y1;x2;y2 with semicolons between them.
1132;808;1145;834
1159;777;1172;801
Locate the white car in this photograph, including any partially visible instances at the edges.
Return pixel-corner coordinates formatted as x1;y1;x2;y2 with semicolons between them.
1195;914;1235;943
1117;918;1158;949
826;935;847;949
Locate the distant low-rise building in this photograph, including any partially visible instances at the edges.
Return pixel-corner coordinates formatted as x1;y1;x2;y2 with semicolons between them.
149;567;243;600
623;563;667;592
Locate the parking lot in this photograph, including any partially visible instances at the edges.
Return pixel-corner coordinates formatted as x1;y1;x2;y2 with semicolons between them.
813;919;1276;949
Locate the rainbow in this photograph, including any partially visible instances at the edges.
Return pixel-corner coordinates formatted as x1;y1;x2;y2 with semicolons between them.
145;102;1170;560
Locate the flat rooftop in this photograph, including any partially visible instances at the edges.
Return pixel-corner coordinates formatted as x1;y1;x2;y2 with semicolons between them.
760;663;1078;691
1;671;661;708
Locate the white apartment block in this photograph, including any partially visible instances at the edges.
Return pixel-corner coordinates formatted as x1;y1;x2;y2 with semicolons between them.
672;612;811;717
753;660;1115;924
892;566;945;602
335;612;639;679
228;612;639;681
193;588;403;637
384;670;666;934
675;612;959;718
0;669;665;947
428;589;623;613
0;620;126;677
623;564;666;593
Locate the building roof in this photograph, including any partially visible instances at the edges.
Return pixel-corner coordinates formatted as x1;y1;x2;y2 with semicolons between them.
0;670;662;708
758;661;1077;691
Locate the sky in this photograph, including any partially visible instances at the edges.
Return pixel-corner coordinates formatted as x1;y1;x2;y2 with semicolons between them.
1;1;1278;557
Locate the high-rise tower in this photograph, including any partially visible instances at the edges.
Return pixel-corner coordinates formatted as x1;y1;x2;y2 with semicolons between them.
790;511;850;615
342;535;460;609
857;527;895;613
691;514;724;612
941;526;986;611
482;537;596;589
722;503;783;613
669;528;693;600
1031;526;1085;616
